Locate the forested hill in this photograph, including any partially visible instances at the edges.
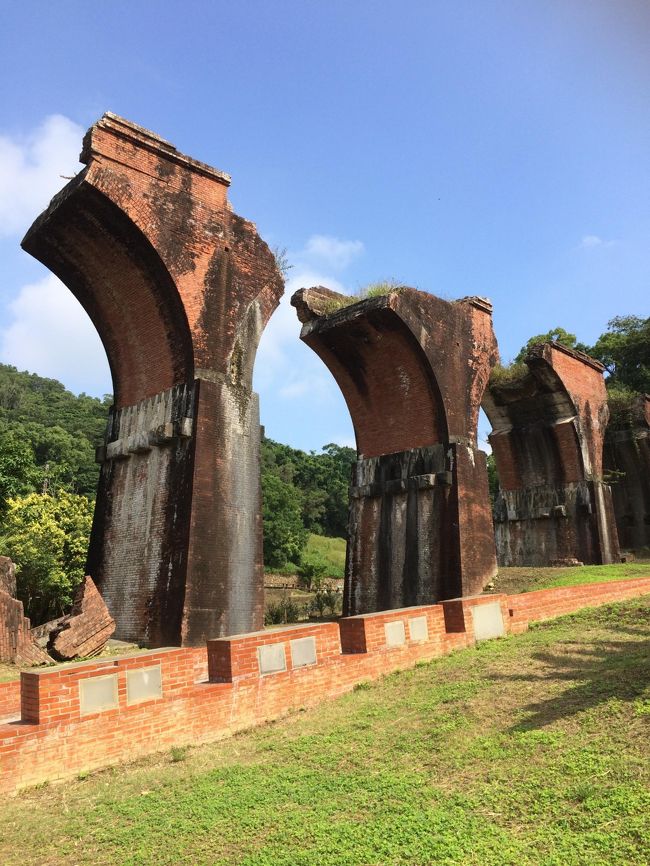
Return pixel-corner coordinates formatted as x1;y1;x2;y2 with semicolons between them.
0;363;356;572
0;364;111;501
261;438;356;569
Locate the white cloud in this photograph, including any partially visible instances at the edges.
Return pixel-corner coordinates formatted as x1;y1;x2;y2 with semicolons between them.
299;234;364;270
580;234;616;249
254;266;347;393
0;273;111;396
0;115;84;237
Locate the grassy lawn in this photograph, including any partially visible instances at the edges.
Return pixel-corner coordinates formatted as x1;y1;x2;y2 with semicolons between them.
493;560;650;595
2;597;649;866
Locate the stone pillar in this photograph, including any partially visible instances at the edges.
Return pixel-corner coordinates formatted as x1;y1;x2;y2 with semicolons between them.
484;343;620;566
291;286;499;615
22;113;284;646
603;394;650;551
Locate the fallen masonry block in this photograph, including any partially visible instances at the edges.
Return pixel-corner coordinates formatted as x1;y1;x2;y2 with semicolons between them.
46;576;116;661
0;556;16;597
0;587;51;666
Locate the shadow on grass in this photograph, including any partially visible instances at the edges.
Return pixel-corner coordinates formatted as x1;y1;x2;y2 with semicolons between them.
495;618;650;732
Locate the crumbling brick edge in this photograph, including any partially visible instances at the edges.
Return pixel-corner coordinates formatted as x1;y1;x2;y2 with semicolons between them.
1;576;649;795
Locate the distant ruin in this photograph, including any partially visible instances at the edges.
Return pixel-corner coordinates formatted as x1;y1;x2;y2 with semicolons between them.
292;286;499;614
604;393;650;550
484;343;619;566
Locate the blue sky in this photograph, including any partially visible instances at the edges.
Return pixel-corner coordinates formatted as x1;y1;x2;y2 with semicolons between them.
1;0;648;452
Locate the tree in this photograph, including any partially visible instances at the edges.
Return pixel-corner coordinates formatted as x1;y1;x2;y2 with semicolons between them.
0;424;40;512
0;491;94;623
0;364;111;499
486;453;499;506
588;315;650;394
261;471;308;569
261;437;355;540
515;327;578;363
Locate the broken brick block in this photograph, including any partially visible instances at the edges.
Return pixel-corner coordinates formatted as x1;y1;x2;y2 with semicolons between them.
0;556;51;666
46;576;116;661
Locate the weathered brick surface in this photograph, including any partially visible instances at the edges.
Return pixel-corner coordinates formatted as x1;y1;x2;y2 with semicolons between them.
485;343;620;566
46;576;115;660
604;395;650;550
22;114;284;646
0;591;50;666
0;680;20;721
506;576;650;633
2;577;648;795
292;288;498;612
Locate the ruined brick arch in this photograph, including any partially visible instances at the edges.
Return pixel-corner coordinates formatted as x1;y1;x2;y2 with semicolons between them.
483;342;619;567
292;289;448;458
23;179;195;409
292;286;499;614
22;113;286;647
482;362;586;490
20;111;501;646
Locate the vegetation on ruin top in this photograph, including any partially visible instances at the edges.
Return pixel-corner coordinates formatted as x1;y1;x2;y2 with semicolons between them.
606;387;647;430
320;279;406;314
489;361;529;387
3;597;649;865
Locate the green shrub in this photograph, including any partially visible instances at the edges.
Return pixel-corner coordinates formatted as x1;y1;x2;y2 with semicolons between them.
309;585;342;618
297;551;329;589
264;594;304;625
489;362;529;387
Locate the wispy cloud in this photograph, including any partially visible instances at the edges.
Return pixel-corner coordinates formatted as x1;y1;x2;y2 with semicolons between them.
298;234;364;270
254;266;347;393
253;256;355;446
580;234;617;249
0;115;83;237
0;273;111;396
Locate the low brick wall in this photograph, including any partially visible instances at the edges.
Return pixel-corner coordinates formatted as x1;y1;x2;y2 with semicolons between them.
1;577;648;795
506;576;650;633
0;680;20;722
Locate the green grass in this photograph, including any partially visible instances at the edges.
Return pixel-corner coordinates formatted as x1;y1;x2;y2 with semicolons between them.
304;533;346;578
2;597;649;865
493;561;650;595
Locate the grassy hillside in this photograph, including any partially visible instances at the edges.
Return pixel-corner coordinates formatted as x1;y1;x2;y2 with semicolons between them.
2;598;649;865
305;533;346;577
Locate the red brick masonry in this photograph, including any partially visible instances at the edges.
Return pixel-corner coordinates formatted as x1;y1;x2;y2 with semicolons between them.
1;576;649;794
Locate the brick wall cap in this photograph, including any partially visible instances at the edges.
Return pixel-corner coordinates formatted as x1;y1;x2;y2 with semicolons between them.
527;341;606;373
441;593;504;603
21;646;181;677
342;604;441;621
208;622;336;642
82;112;231;187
